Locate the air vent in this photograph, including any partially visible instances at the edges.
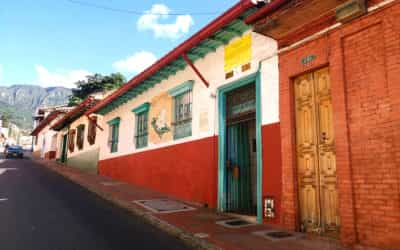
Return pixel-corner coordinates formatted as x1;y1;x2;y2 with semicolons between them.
336;0;367;23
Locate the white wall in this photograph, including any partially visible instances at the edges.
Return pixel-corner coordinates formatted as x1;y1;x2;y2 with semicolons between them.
66;115;103;159
99;32;279;161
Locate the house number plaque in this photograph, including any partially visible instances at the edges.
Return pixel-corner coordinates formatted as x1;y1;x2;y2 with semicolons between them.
301;55;316;65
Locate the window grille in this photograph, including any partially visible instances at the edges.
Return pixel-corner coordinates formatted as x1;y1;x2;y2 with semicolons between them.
108;121;120;153
173;90;192;140
135;111;148;149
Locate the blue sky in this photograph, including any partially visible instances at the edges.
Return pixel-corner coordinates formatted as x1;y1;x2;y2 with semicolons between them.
0;0;237;88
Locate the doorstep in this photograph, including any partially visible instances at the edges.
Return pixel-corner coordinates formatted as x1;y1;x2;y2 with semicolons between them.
32;157;347;250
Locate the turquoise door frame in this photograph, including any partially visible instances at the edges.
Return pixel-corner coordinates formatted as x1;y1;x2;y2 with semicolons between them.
217;72;263;223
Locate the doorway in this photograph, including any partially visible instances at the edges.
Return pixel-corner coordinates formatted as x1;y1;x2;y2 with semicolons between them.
218;73;262;222
225;84;257;215
60;134;68;163
294;67;340;234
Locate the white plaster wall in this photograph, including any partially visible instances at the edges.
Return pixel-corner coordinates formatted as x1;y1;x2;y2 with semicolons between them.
99;31;279;161
66;115;103;159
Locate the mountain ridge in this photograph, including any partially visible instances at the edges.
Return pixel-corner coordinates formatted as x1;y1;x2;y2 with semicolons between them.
0;85;72;129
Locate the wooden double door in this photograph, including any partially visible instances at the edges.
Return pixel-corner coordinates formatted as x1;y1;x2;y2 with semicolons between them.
294;67;340;234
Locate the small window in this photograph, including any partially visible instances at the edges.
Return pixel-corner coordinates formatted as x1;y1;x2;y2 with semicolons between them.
76;124;85;150
132;103;150;149
173;90;192;140
135;112;148;149
107;118;120;153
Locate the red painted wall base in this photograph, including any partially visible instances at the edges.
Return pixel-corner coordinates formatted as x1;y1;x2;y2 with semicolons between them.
98;124;283;221
99;136;218;208
44;151;56;160
262;122;283;225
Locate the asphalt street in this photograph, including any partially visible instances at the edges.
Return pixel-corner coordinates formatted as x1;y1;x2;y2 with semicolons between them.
0;154;190;250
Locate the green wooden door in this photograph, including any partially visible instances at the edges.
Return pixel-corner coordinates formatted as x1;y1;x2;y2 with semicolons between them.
61;134;68;163
226;122;254;214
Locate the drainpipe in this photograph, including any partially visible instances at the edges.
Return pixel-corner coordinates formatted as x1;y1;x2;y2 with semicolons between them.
182;53;210;88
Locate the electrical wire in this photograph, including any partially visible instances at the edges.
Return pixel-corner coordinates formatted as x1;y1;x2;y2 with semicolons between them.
66;0;222;16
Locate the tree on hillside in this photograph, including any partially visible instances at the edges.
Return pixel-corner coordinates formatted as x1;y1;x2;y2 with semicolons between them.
0;112;12;128
68;73;126;106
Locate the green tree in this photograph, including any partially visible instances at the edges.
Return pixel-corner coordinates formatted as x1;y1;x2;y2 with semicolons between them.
1;112;12;127
68;73;125;106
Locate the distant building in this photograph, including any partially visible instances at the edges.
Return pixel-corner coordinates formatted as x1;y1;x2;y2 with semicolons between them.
31;105;73;159
0;115;22;146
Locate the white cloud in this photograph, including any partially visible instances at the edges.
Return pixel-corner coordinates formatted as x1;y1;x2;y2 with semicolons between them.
113;51;157;74
35;65;91;88
137;4;194;40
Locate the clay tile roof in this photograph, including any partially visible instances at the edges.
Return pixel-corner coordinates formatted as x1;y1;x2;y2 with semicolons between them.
30;110;65;136
51;96;98;131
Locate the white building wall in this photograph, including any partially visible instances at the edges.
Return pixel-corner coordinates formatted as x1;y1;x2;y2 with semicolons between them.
65;115;103;159
99;32;279;161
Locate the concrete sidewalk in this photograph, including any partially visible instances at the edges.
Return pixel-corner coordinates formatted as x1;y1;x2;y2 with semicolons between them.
33;157;347;250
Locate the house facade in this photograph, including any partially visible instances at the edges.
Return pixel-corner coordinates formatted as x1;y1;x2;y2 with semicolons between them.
46;0;399;249
52;97;102;174
247;0;400;249
87;1;283;225
31;110;68;159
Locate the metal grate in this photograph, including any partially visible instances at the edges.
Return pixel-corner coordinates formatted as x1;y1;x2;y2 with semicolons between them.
133;199;196;214
216;219;255;228
252;230;302;242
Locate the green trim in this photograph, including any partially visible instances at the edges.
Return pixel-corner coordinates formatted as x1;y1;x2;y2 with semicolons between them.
132;102;151;114
255;72;263;223
107;117;121;126
168;80;194;97
217;72;263;223
95;18;252;116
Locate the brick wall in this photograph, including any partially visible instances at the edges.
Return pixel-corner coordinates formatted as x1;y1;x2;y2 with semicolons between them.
279;2;400;249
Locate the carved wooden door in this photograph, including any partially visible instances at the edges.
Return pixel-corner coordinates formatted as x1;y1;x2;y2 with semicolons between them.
294;67;339;234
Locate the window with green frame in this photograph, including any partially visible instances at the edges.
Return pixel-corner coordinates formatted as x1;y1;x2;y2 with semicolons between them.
173;90;192;139
107;117;120;153
169;80;194;140
132;103;150;149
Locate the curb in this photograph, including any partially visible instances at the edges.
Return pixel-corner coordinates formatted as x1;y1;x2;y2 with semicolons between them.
32;158;221;250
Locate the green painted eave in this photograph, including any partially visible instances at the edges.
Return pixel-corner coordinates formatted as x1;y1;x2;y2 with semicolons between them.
96;14;253;116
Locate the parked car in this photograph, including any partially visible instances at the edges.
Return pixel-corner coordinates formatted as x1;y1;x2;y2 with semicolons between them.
5;145;24;159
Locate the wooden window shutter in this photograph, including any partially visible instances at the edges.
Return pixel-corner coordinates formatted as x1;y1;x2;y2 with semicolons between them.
87;116;97;145
77;125;85;150
68;129;76;153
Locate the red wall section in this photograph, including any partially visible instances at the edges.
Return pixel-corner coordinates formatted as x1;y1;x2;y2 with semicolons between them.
98;136;218;208
261;122;283;225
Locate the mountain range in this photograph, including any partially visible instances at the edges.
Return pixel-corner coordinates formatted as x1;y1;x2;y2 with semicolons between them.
0;85;72;130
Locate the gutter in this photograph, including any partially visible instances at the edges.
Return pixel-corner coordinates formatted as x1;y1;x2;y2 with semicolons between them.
85;0;255;115
244;0;290;24
52;96;95;131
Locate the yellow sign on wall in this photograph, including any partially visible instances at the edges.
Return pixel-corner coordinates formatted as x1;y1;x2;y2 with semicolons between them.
224;33;252;73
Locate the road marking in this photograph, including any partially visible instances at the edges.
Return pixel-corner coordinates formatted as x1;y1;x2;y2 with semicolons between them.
0;168;17;175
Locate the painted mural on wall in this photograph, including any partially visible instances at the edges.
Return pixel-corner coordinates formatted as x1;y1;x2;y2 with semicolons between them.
149;92;173;144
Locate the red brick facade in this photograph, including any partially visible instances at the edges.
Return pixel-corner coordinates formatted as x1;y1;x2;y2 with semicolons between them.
279;2;400;249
